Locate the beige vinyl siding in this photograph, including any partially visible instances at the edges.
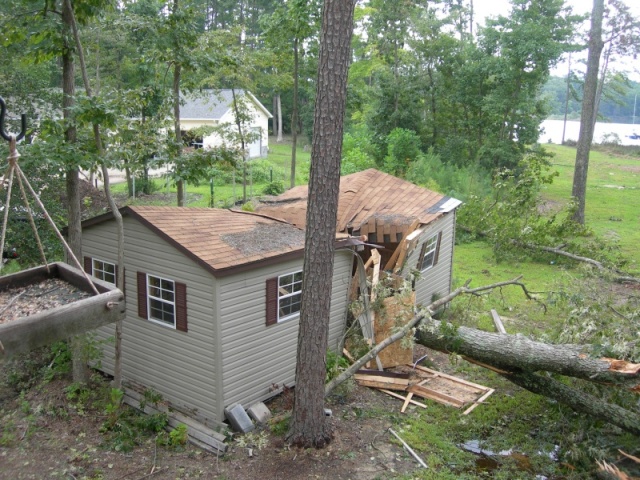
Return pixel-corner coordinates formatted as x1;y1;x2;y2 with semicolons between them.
83;217;219;422
218;250;353;410
408;213;456;306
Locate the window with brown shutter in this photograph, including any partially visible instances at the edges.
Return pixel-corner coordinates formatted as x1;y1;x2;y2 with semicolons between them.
266;271;303;326
137;272;187;332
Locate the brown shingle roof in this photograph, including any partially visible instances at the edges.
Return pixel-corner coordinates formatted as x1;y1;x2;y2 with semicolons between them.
83;206;306;277
256;169;460;239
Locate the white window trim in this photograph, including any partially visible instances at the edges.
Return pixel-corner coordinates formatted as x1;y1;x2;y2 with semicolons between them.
277;270;303;323
147;273;177;329
91;258;116;285
420;233;439;272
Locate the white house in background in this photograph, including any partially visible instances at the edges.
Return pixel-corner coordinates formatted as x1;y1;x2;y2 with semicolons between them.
180;90;271;158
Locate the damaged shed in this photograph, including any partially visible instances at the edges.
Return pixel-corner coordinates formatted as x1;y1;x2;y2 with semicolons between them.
256;169;462;306
81;206;355;427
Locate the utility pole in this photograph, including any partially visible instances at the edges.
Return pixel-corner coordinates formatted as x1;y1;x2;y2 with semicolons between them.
562;53;572;145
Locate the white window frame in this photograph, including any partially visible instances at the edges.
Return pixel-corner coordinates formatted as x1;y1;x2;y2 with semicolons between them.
147;274;176;329
92;258;116;285
420;234;439;272
278;270;303;322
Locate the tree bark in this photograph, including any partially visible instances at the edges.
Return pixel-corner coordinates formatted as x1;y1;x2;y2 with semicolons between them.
172;18;184;208
287;0;355;449
502;371;640;436
571;0;604;224
416;321;640;391
62;0;89;385
290;37;299;189
64;0;126;387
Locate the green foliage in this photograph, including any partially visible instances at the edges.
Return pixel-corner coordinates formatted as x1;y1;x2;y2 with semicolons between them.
383;128;422;176
340;129;378;175
325;350;349;383
100;387;168;452
161;423;188;448
262;180;285;196
406;148;493;200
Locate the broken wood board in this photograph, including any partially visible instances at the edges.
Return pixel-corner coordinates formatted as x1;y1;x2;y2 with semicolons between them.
373;292;415;368
0;262;125;359
355;369;410;391
357;364;494;414
123;387;227;454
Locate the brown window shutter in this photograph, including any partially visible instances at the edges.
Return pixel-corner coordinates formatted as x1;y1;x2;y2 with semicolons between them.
175;282;188;332
416;241;428;271
266;277;278;326
137;272;148;319
84;256;92;274
433;232;443;266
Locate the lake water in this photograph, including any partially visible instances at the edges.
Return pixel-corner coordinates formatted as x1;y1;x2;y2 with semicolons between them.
540;119;640;146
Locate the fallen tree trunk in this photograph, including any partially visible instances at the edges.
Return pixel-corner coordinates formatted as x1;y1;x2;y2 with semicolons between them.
502;371;640;436
416;322;640;392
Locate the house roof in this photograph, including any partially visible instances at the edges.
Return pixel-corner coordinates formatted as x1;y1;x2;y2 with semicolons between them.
256;169;462;241
83;206;306;277
180;90;272;121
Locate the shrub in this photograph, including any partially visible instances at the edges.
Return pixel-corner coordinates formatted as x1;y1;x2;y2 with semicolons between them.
263;180;285;196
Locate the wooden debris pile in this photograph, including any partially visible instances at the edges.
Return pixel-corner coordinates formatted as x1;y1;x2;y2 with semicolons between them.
354;364;494;414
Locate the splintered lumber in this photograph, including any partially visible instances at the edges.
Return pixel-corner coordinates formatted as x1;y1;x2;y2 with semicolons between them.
462;389;495;415
408;384;465;407
412;365;489;392
389;428;428;468
355;369;410;391
383;219;421;271
123;388;227;453
0;262;125;359
490;309;507;334
380;389;427;408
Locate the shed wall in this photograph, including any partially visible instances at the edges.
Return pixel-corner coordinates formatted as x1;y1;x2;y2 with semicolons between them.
217;249;353;412
407;213;456;306
83;218;220;423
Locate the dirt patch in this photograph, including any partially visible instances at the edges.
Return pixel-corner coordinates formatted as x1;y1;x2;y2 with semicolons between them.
0;352;446;480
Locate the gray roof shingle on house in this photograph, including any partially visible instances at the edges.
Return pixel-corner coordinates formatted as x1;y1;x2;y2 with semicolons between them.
180;90;271;120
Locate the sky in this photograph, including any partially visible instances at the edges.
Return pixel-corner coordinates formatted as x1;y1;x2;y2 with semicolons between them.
472;0;640;80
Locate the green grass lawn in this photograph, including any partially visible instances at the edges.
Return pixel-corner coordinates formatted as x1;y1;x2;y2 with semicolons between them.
542;144;640;268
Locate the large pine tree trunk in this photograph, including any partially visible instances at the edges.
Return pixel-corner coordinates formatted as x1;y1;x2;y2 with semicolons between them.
287;0;355;449
571;0;604;224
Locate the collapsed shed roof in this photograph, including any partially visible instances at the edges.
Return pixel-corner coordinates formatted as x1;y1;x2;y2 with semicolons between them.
256;169;462;240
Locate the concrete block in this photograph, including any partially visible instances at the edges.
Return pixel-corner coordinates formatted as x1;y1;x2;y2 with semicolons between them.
324;408;333;417
247;402;271;424
224;403;254;433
